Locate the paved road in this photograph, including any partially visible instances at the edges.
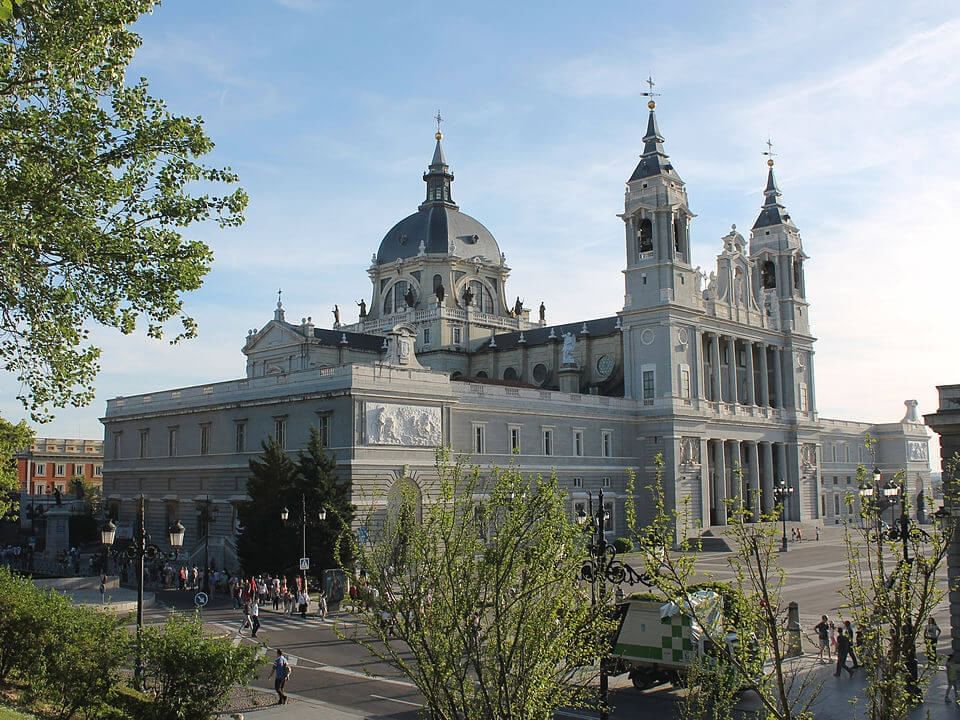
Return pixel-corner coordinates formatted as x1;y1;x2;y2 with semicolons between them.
140;526;949;718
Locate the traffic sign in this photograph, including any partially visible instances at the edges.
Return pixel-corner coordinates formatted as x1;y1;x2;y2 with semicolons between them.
299;557;310;571
194;592;208;607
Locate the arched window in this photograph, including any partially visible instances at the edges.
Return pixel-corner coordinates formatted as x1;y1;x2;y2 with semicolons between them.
433;274;443;293
475;371;488;379
793;259;803;296
761;260;776;290
465;280;494;313
638;218;653;255
383;281;412;315
674;217;684;257
503;367;518;381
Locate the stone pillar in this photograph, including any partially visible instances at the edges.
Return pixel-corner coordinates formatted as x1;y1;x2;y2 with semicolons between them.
699;437;711;529
694;328;705;400
558;365;579;394
710;333;722;403
726;336;738;404
748;441;762;518
745;341;756;405
807;350;817;415
713;439;727;526
772;345;784;409
758;343;770;407
762;441;775;514
729;440;743;508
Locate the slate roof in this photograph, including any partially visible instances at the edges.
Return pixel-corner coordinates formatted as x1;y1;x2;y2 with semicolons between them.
752;167;795;230
628;108;682;182
478;315;621;352
279;323;385;352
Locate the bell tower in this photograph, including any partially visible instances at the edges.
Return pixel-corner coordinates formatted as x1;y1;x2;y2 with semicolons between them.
749;142;810;336
621;82;697;311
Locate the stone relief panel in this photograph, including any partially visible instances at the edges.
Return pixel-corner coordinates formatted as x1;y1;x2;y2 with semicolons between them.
907;440;929;462
679;437;701;466
800;443;817;471
365;402;441;447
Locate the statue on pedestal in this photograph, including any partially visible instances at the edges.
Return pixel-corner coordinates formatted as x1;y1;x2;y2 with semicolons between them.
561;332;576;365
539;302;546;323
357;299;367;318
332;304;341;327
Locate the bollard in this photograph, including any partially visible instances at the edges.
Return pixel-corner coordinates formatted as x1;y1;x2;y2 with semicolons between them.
786;601;802;658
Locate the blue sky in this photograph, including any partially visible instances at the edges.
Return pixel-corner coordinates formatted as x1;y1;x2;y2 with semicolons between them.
3;0;959;468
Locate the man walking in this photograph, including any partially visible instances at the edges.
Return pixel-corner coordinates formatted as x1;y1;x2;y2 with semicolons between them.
238;600;252;636
843;620;860;668
814;615;832;663
250;597;261;638
835;630;855;677
267;649;292;705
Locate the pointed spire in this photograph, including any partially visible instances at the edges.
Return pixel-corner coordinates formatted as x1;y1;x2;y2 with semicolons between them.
628;76;681;183
421;110;457;209
753;140;794;230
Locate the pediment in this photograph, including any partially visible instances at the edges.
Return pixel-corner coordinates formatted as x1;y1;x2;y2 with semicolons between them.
243;321;305;354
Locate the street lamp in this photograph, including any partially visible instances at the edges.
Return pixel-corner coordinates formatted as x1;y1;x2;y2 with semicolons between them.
577;488;654;718
100;499;184;689
199;500;219;595
773;480;794;552
280;495;327;593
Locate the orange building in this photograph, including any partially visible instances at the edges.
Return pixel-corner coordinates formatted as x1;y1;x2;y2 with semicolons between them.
15;438;104;497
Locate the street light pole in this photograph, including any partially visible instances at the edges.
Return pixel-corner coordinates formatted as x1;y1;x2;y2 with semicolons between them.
301;493;307;592
774;480;793;552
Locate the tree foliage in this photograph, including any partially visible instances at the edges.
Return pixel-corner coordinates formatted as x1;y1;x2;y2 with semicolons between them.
339;450;616;720
0;0;247;421
237;429;352;578
140;613;261;720
0;414;32;518
842;454;954;720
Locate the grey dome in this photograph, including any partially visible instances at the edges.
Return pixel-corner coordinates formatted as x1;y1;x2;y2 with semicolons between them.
377;204;501;264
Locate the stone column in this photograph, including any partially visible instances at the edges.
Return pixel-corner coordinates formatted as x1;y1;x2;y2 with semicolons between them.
748;441;762;518
772;345;784;409
758;343;770;407
713;439;727;526
762;441;775;513
807;350;817;415
745;341;756;405
626;216;636;265
710;333;722;403
699;437;711;529
727;336;738;404
694;328;705;400
729;440;743;507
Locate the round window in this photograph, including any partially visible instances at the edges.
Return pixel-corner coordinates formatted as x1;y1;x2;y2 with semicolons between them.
596;355;614;378
532;363;548;385
503;367;518;381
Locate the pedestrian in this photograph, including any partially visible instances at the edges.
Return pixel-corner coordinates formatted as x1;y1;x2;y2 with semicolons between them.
178;565;187;591
99;574;107;604
267;648;292;705
835;630;855;677
946;653;959;703
829;620;838;652
317;588;328;620
926;617;942;659
297;588;309;619
250;597;261;638
238;600;252;636
796;527;802;542
816;526;821;541
814;615;832;663
843;620;859;668
790;528;797;543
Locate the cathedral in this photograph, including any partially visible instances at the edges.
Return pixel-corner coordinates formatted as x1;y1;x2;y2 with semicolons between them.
101;99;930;565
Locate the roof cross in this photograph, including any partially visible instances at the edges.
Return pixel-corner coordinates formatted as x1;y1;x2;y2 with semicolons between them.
763;137;777;166
277;288;282;307
434;110;443;134
641;75;660;109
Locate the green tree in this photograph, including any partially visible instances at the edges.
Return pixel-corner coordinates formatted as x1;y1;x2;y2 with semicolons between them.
0;0;247;421
0;415;32;519
140;613;261;720
236;438;298;575
340;450;616;719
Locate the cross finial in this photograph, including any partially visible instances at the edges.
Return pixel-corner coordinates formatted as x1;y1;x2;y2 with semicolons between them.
434;110;443;140
277;288;283;307
641;75;660;109
763;137;777;167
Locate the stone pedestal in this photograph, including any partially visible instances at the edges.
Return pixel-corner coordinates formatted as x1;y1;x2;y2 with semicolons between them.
558;364;580;394
44;505;72;557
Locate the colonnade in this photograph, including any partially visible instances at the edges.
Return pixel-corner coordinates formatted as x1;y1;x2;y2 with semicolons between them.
697;331;793;409
704;438;792;525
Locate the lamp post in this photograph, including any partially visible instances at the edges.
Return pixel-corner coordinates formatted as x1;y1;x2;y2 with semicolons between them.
199;500;219;595
576;488;655;719
100;499;184;689
281;495;327;593
773;480;794;552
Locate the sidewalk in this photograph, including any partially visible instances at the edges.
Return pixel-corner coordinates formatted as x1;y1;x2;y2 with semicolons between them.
222;691;367;719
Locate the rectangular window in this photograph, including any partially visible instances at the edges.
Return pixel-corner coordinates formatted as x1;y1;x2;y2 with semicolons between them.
833;476;838;486
453;327;462;345
200;424;211;455
55;483;65;494
573;477;583;488
275;418;287;449
846;476;852;485
235;422;246;453
543;428;553;456
679;365;691;399
316;415;330;448
601;430;613;458
94;465;103;477
34;463;45;477
603;476;611;488
834;494;841;515
168;427;178;457
574;501;586;522
642;368;655;404
55;464;65;477
423;328;431;345
139;430;149;458
603;501;614;532
473;423;486;454
509;425;521;453
573;429;584;457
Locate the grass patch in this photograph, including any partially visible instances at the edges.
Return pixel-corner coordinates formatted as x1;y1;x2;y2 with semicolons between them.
0;706;37;719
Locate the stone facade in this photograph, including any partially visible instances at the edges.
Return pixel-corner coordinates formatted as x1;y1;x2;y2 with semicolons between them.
101;106;931;564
